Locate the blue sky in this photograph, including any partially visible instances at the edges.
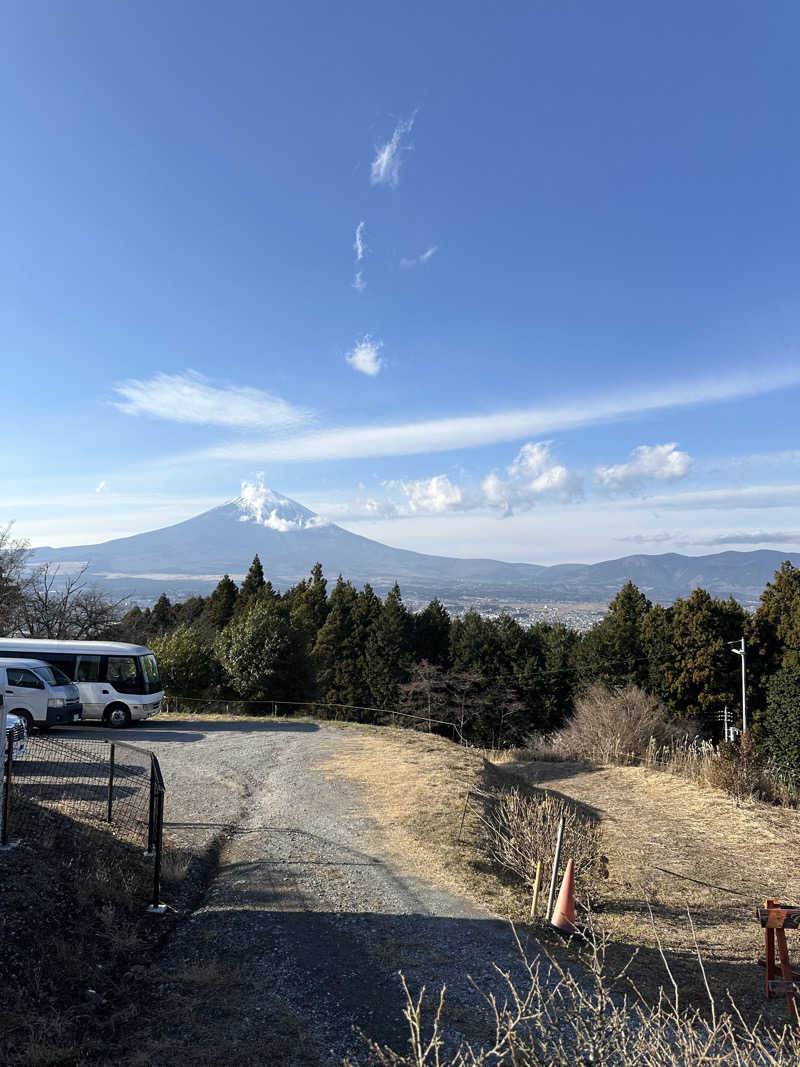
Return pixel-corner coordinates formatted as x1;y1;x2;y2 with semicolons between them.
3;1;800;563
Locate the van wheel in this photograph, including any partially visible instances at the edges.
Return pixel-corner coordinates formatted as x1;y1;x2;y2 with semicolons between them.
106;705;131;729
16;711;35;734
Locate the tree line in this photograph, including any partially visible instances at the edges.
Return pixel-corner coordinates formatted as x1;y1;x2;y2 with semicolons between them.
2;521;798;763
111;553;800;758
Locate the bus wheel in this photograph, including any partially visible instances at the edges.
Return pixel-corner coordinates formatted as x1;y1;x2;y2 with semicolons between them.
106;704;131;729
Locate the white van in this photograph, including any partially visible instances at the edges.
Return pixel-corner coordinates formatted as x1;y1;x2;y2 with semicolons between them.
0;658;82;733
0;640;162;728
0;667;27;758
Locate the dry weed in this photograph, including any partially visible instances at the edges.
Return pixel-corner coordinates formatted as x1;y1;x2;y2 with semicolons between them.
347;925;799;1066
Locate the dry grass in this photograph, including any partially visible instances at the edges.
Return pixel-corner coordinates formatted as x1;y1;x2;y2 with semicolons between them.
495;753;800;1025
321;724;800;1026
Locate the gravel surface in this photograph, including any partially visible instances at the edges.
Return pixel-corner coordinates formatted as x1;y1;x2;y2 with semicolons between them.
54;720;537;1065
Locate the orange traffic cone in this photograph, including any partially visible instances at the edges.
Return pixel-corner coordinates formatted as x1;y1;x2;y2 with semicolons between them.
550;857;576;934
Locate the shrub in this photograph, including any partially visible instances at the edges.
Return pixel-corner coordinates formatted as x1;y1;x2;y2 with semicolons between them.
703;732;764;801
151;624;219;698
553;684;683;764
477;788;601;898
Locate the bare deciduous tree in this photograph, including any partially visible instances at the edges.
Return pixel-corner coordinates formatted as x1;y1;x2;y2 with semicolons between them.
17;562;125;639
0;523;30;636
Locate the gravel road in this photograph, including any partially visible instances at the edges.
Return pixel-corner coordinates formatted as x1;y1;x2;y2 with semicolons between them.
55;720;536;1065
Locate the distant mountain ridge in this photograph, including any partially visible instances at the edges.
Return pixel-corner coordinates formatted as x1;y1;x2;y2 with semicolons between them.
31;490;799;607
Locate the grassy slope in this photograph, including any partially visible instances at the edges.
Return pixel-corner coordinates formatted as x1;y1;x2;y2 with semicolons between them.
321;724;800;1027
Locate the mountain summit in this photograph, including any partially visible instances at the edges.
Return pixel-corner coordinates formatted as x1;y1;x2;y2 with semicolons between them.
32;487;798;607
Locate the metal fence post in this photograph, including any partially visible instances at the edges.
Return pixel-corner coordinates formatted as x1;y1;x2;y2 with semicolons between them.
147;789;167;913
145;755;156;855
1;732;17;850
106;743;115;823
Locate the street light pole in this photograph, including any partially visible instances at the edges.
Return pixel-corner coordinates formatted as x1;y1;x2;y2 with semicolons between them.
729;637;747;733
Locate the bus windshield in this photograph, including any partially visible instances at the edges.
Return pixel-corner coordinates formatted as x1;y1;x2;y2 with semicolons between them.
140;654;161;691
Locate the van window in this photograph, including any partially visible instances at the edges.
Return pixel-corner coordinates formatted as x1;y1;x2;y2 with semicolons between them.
7;668;45;690
106;656;140;693
76;656;102;682
33;664;72;687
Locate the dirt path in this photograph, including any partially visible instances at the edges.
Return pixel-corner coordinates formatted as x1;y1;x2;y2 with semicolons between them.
60;720;531;1066
499;757;800;1022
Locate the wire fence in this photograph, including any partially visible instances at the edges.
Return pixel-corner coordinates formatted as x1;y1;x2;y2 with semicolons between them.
160;694;469;741
2;730;167;909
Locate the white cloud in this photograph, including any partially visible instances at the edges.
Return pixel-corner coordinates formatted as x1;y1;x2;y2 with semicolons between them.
644;484;800;510
482;441;583;514
352;271;366;293
113;370;313;430
595;443;692;489
177;365;800;466
370;115;415;188
400;244;438;269
401;475;463;514
346;335;384;376
354;221;367;261
95;480;106;493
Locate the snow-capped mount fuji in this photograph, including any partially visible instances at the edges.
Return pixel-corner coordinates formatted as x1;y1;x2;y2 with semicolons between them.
30;486;799;607
32;488;549;598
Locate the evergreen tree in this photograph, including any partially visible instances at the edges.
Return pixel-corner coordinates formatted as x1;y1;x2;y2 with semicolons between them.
312;577;361;708
663;588;746;729
579;582;651;688
762;662;800;774
412;599;452;668
364;584;412;707
288;562;329;643
175;596;207;628
641;603;673;703
216;597;312;702
239;554;266;603
450;610;503;679
538;622;580;730
751;562;800;716
204;574;238;631
151;593;174;635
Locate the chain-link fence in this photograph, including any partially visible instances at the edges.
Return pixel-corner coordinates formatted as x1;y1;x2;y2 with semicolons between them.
2;730;167;909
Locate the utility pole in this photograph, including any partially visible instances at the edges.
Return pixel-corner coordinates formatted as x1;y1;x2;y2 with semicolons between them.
728;637;747;733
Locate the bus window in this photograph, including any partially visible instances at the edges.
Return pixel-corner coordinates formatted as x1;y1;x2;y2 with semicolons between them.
76;655;102;682
105;656;140;693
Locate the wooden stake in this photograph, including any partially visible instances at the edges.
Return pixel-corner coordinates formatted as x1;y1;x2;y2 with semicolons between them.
530;859;542;921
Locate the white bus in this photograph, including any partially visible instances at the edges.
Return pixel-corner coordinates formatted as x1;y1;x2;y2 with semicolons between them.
0;639;163;728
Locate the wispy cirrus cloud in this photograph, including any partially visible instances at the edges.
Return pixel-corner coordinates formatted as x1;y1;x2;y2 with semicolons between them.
400;245;438;269
352;271;366;293
354;220;367;261
595;442;692;490
346;335;384;376
113;370;314;430
370;114;415;188
686;529;800;547
182;366;800;465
